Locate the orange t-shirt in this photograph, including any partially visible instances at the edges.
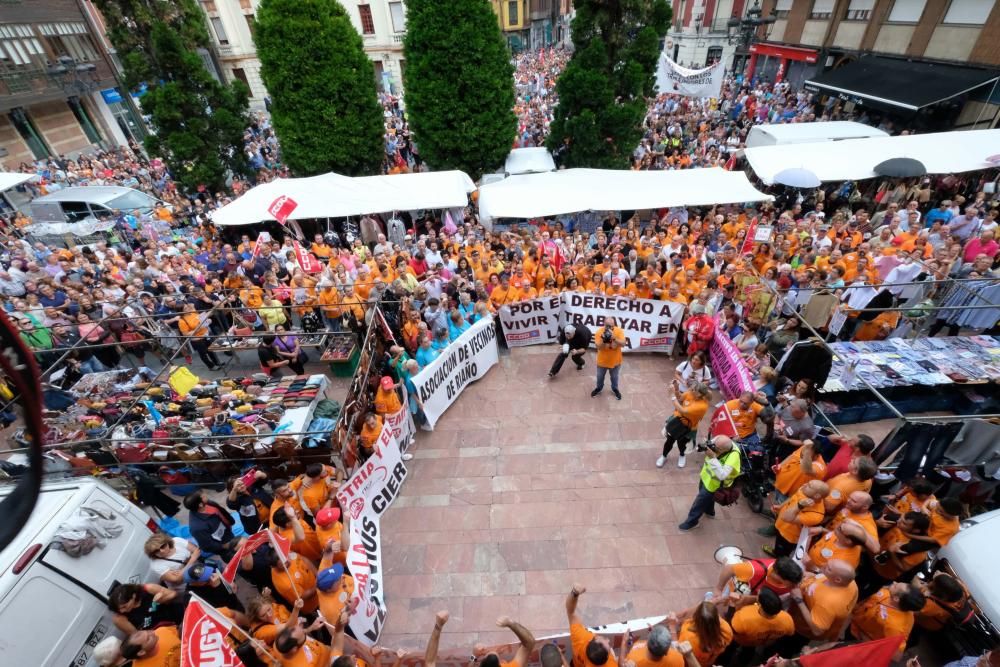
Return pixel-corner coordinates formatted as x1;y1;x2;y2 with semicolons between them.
824;473;872;513
731;605;795;647
595;327;626;368
625;642;684;667
724;399;763;439
277;519;323;564
874;526;927;580
272;554;318;614
849;586;914;654
928;511;960;547
570;623;618;667
827;508;878;545
774;448;827;496
794;574;858;640
359;416;382;451
133;625;181;667
317;574;355;624
807;529;862;571
250;603;291;645
374;387;401;415
678;617;733;667
775;488;827;543
280;636;330;667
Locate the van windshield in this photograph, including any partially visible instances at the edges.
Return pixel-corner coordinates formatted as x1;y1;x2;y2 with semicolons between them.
105;191;157;213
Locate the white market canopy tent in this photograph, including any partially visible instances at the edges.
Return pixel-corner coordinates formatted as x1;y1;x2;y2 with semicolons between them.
477;167;771;219
0;172;33;193
211;170;476;226
745;129;1000;185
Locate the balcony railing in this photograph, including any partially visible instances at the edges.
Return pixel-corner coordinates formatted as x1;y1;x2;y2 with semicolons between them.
392;34;405;43
0;67;59;98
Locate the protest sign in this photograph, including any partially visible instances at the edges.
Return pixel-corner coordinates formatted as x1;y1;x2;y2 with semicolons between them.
562;293;685;353
181;595;242;667
267;195;298;225
709;324;755;400
335;420;409;645
655;56;724;98
497;295;562;347
410;316;499;428
292;240;324;273
382;403;416;452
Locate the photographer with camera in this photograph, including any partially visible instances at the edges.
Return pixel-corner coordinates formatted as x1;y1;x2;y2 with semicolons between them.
679;435;742;531
548;323;592;378
591;316;627;400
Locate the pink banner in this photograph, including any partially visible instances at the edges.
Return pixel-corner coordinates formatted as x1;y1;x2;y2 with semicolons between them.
709;323;755;401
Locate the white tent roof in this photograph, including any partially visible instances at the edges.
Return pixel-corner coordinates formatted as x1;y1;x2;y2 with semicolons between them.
211;170;476;226
477;167;771;219
745;129;1000;185
0;172;32;193
745;121;888;148
504;147;556;175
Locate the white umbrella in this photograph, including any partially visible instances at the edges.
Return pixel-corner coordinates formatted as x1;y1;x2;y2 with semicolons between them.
773;167;821;189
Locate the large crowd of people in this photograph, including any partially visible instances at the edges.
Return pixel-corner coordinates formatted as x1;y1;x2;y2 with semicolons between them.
0;46;998;667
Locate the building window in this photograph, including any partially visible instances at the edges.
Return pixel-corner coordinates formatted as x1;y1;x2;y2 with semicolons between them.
210;16;229;45
509;0;520;25
845;0;874;20
239;0;252;9
705;46;722;65
389;1;406;32
232;67;252;95
8;108;50;159
0;24;47;67
358;4;375;34
774;0;792;18
810;0;835;19
38;23;99;63
887;0;927;22
68;96;102;144
943;0;994;24
244;13;255;36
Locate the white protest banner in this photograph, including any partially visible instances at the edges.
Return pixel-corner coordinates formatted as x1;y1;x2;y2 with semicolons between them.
655;56;724;98
382;404;415;453
336;421;409;646
497;295;562;347
411;316;499;428
562;293;685;353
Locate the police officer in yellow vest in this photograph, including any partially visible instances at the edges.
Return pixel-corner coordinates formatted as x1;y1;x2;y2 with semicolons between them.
679;435;741;531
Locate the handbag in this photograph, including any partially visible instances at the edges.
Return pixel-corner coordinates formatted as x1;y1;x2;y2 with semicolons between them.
711;450;742;506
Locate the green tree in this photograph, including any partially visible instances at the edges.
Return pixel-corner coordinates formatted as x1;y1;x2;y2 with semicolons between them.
254;0;384;176
547;0;671;169
93;0;251;192
403;0;516;179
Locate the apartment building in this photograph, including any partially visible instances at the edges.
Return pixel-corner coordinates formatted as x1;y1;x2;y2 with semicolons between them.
0;0;140;168
753;0;1000;128
668;0;763;68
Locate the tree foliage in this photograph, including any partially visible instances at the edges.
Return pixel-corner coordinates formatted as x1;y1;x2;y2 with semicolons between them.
546;0;671;169
254;0;384;176
93;0;251;192
403;0;516;180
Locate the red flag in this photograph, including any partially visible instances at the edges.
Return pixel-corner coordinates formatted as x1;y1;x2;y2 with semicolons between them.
724;154;737;171
268;527;291;560
293;241;324;273
267;195;298;225
741;217;758;255
708;403;739;440
181;595;243;667
250;231;271;259
798;636;901;667
221;530;269;584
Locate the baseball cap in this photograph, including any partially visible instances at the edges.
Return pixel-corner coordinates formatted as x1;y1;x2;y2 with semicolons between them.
317;563;345;591
184;563;215;584
316;507;341;527
380;376;394;390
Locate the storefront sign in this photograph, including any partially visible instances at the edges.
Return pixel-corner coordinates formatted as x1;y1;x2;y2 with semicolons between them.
410;317;499;428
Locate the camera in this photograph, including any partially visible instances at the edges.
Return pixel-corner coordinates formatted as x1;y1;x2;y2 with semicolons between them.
695;439;718;454
602;327;613;344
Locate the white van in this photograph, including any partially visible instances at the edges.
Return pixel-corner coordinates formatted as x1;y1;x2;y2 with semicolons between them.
0;479;158;667
744;121;888;149
29;186;165;224
935;507;1000;656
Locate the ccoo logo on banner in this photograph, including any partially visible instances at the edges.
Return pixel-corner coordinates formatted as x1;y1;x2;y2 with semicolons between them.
335;414;410;645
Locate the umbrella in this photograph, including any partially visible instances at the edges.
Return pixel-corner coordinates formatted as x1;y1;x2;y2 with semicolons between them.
773;167;821;188
873;157;926;178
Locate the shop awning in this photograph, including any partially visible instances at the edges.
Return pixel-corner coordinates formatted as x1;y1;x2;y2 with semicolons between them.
0;172;33;193
804;57;999;112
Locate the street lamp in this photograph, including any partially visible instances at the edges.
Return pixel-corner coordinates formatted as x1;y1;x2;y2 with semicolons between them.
46;55;101;94
726;0;776;73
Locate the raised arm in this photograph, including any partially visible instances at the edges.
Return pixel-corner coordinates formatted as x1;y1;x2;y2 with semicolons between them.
566;584;586;626
497;616;536;666
424;611;449;667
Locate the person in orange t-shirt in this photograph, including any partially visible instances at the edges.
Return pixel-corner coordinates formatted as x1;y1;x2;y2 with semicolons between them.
120;625;181;667
269;549;318;614
358;412;383;460
849;582;925;656
314;507;347;566
625;625;684;667
567;584;618;667
789;560;859;641
873;512;932;581
272;505;323;565
274;616;332;667
247;594;295;646
374;376;402;415
823;456;878;514
669;601;733;667
728;588;794;664
288;463;338;518
804;520;867;572
914;572;969;632
593;318;626;400
772;480;829;558
773;439;826;502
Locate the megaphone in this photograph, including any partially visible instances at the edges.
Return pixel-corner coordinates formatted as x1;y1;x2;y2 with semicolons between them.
713;545;745;566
